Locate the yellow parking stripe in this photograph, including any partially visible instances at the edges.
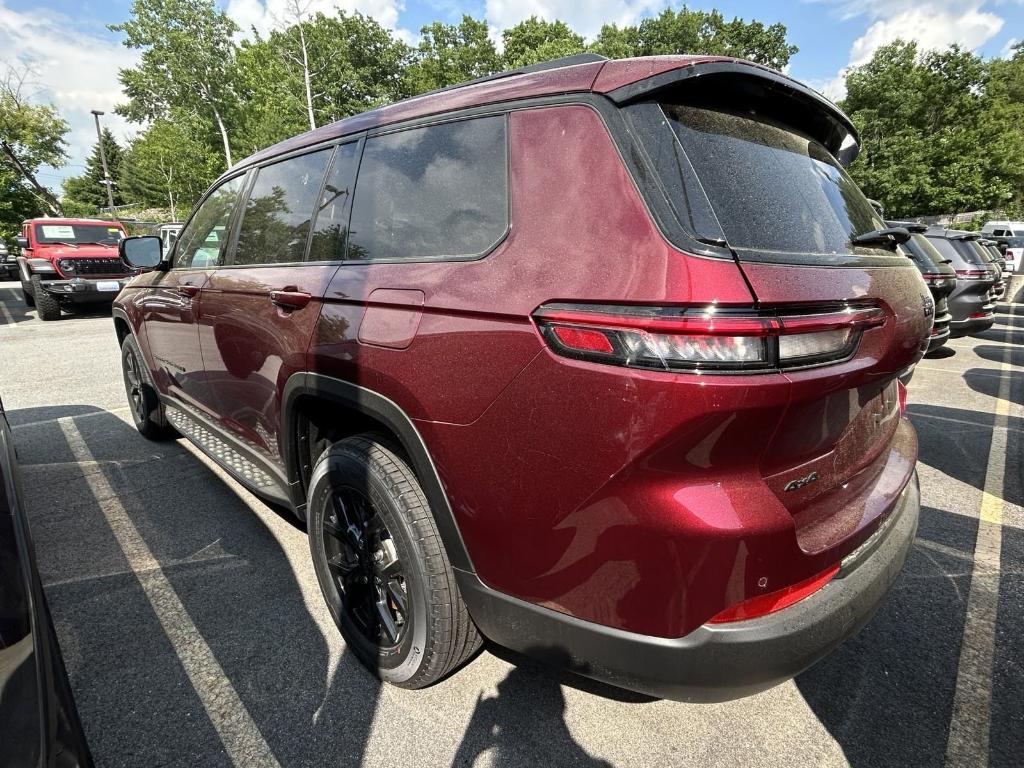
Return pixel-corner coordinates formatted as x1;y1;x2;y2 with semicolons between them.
944;277;1018;767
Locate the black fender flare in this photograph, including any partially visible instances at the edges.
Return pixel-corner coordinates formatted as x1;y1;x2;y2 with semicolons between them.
281;372;474;573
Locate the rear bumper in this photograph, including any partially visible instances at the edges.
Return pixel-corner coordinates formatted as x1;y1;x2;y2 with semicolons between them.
37;277;127;303
458;473;920;702
950;315;994;337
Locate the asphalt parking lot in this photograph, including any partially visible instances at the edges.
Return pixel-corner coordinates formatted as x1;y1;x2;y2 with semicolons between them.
1;277;1021;768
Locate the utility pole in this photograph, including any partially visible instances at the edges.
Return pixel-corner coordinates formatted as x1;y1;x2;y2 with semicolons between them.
90;110;116;212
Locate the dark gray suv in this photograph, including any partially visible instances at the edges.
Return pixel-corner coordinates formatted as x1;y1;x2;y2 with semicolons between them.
925;229;997;336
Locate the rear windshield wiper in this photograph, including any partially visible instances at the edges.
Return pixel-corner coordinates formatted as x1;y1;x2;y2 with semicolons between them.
851;227;911;250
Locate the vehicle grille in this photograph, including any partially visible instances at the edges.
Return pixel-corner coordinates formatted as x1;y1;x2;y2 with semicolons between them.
66;258;132;277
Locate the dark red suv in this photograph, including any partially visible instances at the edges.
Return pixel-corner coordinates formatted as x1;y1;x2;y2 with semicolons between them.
113;54;927;701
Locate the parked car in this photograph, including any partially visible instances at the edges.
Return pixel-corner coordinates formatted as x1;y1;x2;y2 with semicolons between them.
16;218;135;321
0;243;16;281
994;235;1023;273
0;397;93;766
154;222;183;253
982;220;1024;272
112;53;927;702
925;229;997;336
887;221;955;353
965;235;1006;300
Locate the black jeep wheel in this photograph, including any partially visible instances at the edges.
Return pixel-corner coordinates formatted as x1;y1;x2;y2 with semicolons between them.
31;275;60;320
120;335;173;440
307;435;481;688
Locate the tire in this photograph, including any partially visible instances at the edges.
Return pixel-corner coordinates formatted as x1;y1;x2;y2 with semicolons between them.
120;335;173;439
31;275;60;320
22;280;35;307
307;435;481;688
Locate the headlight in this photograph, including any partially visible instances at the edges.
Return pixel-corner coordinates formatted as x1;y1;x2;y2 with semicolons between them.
58;259;76;274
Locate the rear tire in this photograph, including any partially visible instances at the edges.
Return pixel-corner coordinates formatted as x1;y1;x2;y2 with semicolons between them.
31;275;60;320
307;435;481;688
120;335;173;440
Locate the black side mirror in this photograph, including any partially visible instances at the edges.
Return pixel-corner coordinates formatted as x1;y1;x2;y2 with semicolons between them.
120;235;164;270
15;235;29;249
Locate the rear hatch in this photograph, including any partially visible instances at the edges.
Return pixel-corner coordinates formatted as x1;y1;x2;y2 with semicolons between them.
613;65;929;553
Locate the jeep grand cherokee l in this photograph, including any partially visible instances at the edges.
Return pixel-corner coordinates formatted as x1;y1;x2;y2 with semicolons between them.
17;218;133;321
112;54;927;701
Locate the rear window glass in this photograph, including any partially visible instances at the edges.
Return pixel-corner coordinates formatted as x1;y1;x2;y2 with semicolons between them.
903;233;947;271
926;236;973;269
660;105;890;258
347;116;508;261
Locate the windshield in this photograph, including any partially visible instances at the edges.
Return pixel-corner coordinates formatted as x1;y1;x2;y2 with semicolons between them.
661;104;890;258
33;223;124;245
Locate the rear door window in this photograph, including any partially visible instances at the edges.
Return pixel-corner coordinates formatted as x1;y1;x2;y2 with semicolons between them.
926;236;973;270
308;142;359;263
233;148;333;266
657;104;892;261
347;115;508;261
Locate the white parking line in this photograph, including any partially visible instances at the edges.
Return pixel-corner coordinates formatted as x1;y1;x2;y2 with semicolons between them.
58;417;281;768
944;278;1019;767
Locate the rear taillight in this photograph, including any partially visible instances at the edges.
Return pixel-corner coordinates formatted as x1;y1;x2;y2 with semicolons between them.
534;303;885;374
956;269;988;280
708;564;840;623
897;379;908;413
920;272;946;284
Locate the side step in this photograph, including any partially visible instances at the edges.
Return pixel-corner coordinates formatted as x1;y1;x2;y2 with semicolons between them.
165;403;290;505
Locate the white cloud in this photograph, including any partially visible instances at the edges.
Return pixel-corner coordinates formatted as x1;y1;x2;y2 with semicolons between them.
999;36;1020;58
484;0;662;41
0;1;140;185
225;0;404;37
811;2;1006;101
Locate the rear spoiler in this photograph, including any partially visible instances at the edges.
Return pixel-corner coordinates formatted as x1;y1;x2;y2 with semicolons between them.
602;60;861;167
886;220;928;234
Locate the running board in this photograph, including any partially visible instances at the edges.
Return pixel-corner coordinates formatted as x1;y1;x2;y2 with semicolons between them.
164;403;290;505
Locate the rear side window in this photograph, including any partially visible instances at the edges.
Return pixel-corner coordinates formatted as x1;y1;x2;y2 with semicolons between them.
233;148;333;266
903;234;946;271
660;105;888;259
347;116;508;261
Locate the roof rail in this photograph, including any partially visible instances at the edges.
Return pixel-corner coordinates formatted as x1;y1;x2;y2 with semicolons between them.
416;53;609;99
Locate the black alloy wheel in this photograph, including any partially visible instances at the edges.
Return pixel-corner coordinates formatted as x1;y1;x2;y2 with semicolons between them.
322;486;409;651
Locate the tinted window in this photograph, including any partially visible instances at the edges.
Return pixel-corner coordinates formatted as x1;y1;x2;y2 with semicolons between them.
903;233;949;272
926;236;973;270
661;104;890;258
234;149;332;266
175;176;244;269
348;116;508;261
308;142;359;263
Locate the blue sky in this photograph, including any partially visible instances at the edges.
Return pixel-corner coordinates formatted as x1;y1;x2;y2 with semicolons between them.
1;0;1022;187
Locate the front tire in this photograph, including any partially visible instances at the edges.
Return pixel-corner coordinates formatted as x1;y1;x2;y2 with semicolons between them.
120;335;173;440
307;435;481;688
31;275;60;320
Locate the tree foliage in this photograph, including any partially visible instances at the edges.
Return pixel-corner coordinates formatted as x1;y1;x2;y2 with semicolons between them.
842;41;1024;217
404;16;502;92
111;0;241;167
0;62;68;225
591;8;797;69
502;17;585;68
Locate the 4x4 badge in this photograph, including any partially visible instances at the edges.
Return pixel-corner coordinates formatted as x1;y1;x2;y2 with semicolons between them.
784;471;819;492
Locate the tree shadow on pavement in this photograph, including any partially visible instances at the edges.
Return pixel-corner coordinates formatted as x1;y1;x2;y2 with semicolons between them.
11;405;382;767
971;345;1024;368
0;284;35;326
797;399;1023;767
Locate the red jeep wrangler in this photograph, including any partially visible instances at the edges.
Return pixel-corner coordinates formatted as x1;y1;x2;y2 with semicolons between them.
16;218;133;321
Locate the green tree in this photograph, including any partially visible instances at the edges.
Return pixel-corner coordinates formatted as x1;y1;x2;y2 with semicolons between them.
235;10;409;153
842;41;1024;217
502;17;585;68
0;62;67;220
111;0;239;168
404;15;501;92
590;9;797;69
62;128;125;211
120;115;220;218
